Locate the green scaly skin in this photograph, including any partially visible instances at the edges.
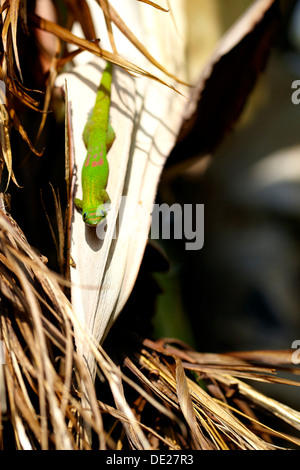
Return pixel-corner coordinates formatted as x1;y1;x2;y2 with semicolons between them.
74;62;115;226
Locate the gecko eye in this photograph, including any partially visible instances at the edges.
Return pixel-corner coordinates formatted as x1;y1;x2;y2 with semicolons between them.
83;212;87;221
96;205;107;219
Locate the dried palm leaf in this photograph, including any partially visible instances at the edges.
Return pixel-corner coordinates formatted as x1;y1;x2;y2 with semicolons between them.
122;338;300;450
55;0;187;380
137;0;169;12
29;12;185;94
0;208;162;449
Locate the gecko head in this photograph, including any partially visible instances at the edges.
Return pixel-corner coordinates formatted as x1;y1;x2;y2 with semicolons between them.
82;203;110;227
82;209;106;226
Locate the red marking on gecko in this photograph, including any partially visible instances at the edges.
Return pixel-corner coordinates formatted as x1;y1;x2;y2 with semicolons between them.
84;154;91;167
92;158;104;167
85;149;104;167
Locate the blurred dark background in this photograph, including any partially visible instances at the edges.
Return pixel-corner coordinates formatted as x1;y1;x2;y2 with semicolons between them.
149;0;300;407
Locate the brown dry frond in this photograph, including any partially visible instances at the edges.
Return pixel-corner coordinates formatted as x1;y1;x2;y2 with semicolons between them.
28;12;186;94
121;338;300;450
0;208;151;449
0;202;299;449
0;0;43;165
137;0;169;13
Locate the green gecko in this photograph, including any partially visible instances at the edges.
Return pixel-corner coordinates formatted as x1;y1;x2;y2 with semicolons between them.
74;61;115;226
